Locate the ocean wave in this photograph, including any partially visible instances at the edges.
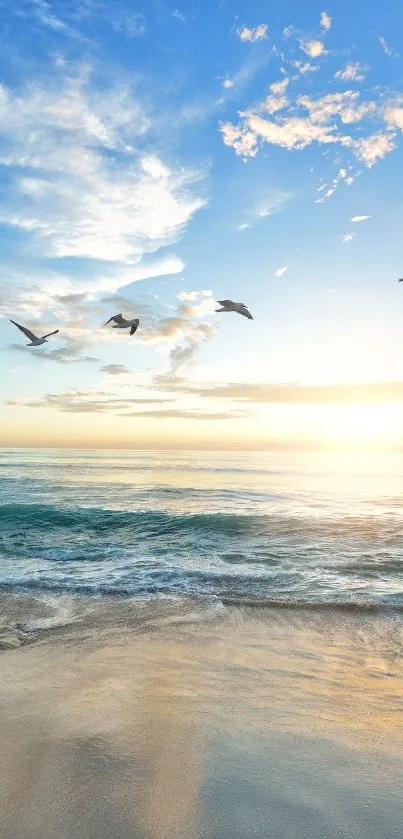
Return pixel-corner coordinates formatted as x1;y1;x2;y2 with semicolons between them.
1;501;402;540
0;460;286;476
1;497;403;607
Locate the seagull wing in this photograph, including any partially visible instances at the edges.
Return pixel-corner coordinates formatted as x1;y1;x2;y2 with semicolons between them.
10;320;38;341
130;319;139;336
398;278;403;283
238;306;253;320
42;329;59;339
102;313;124;328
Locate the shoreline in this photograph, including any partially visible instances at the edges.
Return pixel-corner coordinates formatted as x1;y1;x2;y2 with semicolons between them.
1;588;403;650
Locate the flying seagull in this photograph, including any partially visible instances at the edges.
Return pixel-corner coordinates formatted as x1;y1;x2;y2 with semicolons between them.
10;320;59;346
398;278;403;282
102;314;139;336
215;300;253;320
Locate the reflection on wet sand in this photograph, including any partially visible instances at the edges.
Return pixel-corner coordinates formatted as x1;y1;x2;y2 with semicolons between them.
0;600;403;839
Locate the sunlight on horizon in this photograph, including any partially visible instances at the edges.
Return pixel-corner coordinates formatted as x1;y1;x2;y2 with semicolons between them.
1;399;403;450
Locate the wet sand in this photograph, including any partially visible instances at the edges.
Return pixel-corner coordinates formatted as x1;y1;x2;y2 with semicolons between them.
1;595;403;839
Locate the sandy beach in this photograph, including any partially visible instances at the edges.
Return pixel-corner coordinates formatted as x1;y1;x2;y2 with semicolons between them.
1;594;402;839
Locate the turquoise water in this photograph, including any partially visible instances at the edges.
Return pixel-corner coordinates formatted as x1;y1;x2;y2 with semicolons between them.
0;448;403;607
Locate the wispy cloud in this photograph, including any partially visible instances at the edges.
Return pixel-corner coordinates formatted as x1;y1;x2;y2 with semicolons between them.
274;266;288;278
315;168;353;204
0;67;205;265
340;233;355;242
135;291;218;375
6;388;250;420
351;215;370;223
378;35;392;56
10;379;403;418
320;11;332;32
32;0;69;32
121;409;249;420
235;192;291;230
26;0;147;40
157;378;403;405
2;281;217;372
256;193;291;218
6;391;177;413
112;12;146;38
100;364;131;375
7;337;99;364
222;79;234;89
237;24;268;43
171;9;187;23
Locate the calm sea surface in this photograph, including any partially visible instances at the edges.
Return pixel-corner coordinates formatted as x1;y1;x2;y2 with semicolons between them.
0;448;402;611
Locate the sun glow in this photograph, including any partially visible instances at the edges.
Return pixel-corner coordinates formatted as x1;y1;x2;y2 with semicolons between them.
288;402;403;448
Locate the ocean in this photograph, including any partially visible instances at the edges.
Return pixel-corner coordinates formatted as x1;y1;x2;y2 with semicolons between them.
0;447;402;611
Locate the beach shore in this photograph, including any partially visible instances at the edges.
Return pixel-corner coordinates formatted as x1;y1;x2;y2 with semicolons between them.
1;594;402;839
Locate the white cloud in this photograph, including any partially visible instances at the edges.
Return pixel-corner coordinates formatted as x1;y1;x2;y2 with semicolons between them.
351;215;371;223
222;78;234;89
320;11;332;32
0;71;205;264
299;91;375;125
221;121;259;158
300;40;326;58
263;94;289;115
294;61;320;75
223;109;340;158
385;106;403;130
340;233;354;242
177;290;203;302
237;223;251;230
270;78;289;95
379;36;392;56
238;24;268;43
0;65;213;375
275;265;288;278
352;132;396;167
221;83;398;172
335;62;366;82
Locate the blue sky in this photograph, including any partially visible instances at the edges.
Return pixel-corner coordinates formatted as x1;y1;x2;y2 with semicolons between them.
1;0;403;448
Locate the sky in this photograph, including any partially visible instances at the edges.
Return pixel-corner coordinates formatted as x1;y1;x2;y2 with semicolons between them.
0;0;403;449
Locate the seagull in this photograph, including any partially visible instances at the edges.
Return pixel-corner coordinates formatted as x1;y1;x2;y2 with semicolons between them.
215;300;253;320
102;314;139;335
398;278;403;282
10;320;59;346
